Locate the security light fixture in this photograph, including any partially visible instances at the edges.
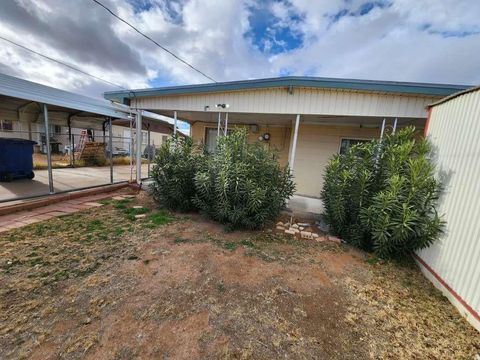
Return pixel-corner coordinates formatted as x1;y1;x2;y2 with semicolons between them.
215;103;230;109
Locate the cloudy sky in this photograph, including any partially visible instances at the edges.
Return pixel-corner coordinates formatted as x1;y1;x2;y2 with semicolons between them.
1;0;479;100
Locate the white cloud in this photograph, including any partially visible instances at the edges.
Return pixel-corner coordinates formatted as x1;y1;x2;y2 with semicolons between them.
0;0;478;101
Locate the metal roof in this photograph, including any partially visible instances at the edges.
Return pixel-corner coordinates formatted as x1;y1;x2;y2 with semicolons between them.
104;76;469;102
428;85;480;108
0;72;132;118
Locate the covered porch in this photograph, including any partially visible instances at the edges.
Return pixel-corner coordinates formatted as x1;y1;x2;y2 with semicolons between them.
154;109;426;213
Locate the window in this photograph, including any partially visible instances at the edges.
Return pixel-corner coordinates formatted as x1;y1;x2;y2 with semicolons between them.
162;135;168;144
142;131;148;145
205;128;232;153
339;138;369;154
54;125;62;134
1;120;13;131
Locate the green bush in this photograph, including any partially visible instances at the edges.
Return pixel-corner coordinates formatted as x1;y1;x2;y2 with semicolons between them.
150;136;203;212
193;128;295;230
321;127;444;258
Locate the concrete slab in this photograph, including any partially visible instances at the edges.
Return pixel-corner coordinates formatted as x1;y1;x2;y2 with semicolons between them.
0;164;148;202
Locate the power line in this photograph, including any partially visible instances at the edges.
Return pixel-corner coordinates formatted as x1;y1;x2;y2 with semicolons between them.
0;35;126;90
91;0;217;83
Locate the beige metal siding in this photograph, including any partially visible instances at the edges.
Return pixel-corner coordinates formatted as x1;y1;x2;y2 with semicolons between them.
190;122;291;166
133;88;438;118
293;124;380;197
417;89;480;330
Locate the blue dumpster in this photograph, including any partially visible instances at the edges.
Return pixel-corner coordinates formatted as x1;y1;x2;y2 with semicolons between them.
0;138;36;182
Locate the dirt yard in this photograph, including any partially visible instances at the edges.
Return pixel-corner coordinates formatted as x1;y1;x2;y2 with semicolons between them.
1;192;479;359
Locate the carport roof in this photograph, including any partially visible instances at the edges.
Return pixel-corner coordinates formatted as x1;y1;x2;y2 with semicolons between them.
104;76;468;103
0;72;132;119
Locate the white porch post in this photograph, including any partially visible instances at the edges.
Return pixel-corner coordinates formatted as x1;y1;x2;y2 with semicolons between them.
289;114;301;174
136;111;142;184
224;112;229;135
173;111;177;137
217;112;221;138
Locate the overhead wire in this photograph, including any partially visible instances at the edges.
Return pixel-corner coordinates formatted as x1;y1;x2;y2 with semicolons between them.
91;0;217;83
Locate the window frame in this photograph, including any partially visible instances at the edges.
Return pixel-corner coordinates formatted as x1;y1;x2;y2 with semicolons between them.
1;120;13;131
338;137;371;155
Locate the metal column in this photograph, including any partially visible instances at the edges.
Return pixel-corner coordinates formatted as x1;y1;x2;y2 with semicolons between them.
173;111;178;137
147;125;151;177
136;111;142;184
43;104;54;194
289;114;301;174
224;112;229;135
217;112;221;138
67;117;73;167
108;117;113;184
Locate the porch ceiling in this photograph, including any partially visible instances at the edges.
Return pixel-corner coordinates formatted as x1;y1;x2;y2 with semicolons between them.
150;109;425;128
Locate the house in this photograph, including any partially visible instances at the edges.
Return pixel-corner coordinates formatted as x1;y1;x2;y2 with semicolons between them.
415;86;480;332
104;76;466;213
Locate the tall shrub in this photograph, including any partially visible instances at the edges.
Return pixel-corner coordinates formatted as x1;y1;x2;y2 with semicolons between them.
150;136;202;212
321;127;444;258
193;128;295;230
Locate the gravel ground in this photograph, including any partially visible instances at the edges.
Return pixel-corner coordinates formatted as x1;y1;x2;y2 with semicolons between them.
0;192;479;359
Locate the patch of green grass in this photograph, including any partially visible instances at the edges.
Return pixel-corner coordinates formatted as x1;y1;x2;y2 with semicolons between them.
366;256;380;265
146;210;174;226
86;219;104;232
240;239;255;248
114;199;131;209
124;207;150;221
223;242;238;251
99;199;111;205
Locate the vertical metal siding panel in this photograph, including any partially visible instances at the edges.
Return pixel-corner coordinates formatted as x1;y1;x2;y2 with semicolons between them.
419;89;480;322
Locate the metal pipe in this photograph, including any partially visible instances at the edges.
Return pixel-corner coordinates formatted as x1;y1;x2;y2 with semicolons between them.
67;117;73;167
147;125;151;178
289;114;301;174
43;104;54;194
392;117;398;135
129;115;133;182
224;112;229;135
136;111;142;184
217;112;221;139
379;118;386;139
173;111;177;137
108;117;113;184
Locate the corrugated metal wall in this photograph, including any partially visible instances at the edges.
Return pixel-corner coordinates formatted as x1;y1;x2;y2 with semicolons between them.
132;87;438;118
417;88;480;331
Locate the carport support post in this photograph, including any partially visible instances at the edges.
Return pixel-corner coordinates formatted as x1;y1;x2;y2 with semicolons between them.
289;114;301;174
136;111;142;184
43;104;54;194
108;117;113;184
147;125;151;177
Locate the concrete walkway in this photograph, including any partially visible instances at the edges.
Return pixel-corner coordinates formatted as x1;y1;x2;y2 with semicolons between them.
0;190;135;234
0;164;149;202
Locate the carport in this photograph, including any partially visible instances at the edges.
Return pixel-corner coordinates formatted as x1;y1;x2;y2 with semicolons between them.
0;73;174;203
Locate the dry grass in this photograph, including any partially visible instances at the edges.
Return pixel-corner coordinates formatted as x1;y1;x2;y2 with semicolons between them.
0;193;479;359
